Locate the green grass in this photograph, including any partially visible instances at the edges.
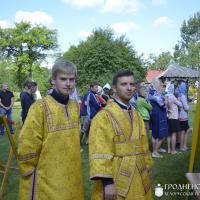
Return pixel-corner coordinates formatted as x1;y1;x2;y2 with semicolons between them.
0;103;199;199
152;103;200;200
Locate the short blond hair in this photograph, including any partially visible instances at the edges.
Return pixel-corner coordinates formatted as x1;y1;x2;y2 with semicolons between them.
51;60;77;79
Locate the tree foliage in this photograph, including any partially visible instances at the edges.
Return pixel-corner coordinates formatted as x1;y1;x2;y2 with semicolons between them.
0;22;58;88
63;28;144;93
145;52;173;71
174;12;200;69
0;58;51;96
32;65;51;96
0;58;18;91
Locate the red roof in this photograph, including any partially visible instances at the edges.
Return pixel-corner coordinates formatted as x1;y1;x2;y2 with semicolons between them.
146;70;162;83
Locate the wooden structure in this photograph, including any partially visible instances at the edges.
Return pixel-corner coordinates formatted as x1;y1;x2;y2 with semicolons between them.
159;63;200;79
0;116;20;199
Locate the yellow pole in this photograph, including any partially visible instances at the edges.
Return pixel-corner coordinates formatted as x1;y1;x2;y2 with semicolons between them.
188;84;200;172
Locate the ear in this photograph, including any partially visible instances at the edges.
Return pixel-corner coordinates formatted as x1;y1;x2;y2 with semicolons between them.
51;78;56;85
112;85;117;93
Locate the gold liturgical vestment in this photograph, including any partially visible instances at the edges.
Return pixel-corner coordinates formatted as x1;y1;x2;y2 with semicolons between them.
18;95;84;200
89;100;153;200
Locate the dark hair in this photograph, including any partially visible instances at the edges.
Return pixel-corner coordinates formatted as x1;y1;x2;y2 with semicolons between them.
90;81;98;88
112;69;134;86
23;80;37;89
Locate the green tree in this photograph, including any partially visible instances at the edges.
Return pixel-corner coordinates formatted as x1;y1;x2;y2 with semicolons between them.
174;12;200;69
146;52;173;70
32;65;51;96
63;28;144;93
0;58;18;91
0;22;58;88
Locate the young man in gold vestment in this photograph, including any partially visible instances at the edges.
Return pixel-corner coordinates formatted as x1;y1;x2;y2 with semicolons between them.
89;69;153;200
18;60;84;200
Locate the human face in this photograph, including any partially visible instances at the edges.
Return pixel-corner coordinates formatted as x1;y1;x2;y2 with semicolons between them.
140;89;147;97
113;76;135;105
2;84;8;91
91;85;98;93
31;86;37;94
52;73;75;96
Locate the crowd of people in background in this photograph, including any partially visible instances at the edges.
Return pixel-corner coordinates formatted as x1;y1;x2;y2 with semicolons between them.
0;59;199;200
77;77;197;158
0;75;198;158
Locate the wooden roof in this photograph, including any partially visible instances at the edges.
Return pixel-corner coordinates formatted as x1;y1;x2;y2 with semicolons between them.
159;63;200;78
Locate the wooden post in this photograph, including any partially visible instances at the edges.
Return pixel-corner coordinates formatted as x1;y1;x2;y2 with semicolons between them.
0;117;20;199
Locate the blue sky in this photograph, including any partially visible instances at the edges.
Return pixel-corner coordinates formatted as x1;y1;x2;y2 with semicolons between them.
0;0;199;58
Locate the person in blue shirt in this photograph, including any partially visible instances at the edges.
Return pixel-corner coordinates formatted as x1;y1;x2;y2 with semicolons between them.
20;80;37;123
80;81;101;144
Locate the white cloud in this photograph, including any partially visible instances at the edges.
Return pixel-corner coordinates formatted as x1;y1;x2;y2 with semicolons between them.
111;21;139;34
102;0;142;14
78;30;92;39
62;0;143;14
153;16;172;28
152;0;167;6
0;20;10;28
15;11;53;25
62;0;104;8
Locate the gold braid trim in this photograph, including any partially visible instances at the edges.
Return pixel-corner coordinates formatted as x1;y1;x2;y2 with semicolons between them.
18;152;38;161
90;154;114;160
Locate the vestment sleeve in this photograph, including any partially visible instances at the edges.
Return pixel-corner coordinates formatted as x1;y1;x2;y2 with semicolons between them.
89;111;115;179
18;100;44;176
138;113;153;170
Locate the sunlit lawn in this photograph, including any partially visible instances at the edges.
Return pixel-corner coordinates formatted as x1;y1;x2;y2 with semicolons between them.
0;102;199;199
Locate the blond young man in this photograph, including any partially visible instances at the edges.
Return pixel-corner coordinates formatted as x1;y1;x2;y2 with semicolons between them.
18;60;84;200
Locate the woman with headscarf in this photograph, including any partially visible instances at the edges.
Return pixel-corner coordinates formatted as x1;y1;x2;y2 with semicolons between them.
95;86;106;108
165;84;182;154
149;78;168;158
178;81;190;152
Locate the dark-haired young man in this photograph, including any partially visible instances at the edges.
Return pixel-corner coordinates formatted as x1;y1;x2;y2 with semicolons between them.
80;81;101;143
20;80;37;123
89;69;153;200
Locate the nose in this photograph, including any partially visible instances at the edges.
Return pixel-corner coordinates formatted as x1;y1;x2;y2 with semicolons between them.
127;84;131;90
66;79;70;86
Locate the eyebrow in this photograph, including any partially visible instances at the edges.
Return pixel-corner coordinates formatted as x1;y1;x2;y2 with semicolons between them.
59;77;75;80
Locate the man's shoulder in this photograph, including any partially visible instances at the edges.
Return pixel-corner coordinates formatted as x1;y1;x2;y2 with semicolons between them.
84;91;90;97
20;91;28;98
29;99;44;110
88;91;96;98
91;111;109;126
99;100;120;116
8;91;14;96
81;91;89;100
69;99;80;108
